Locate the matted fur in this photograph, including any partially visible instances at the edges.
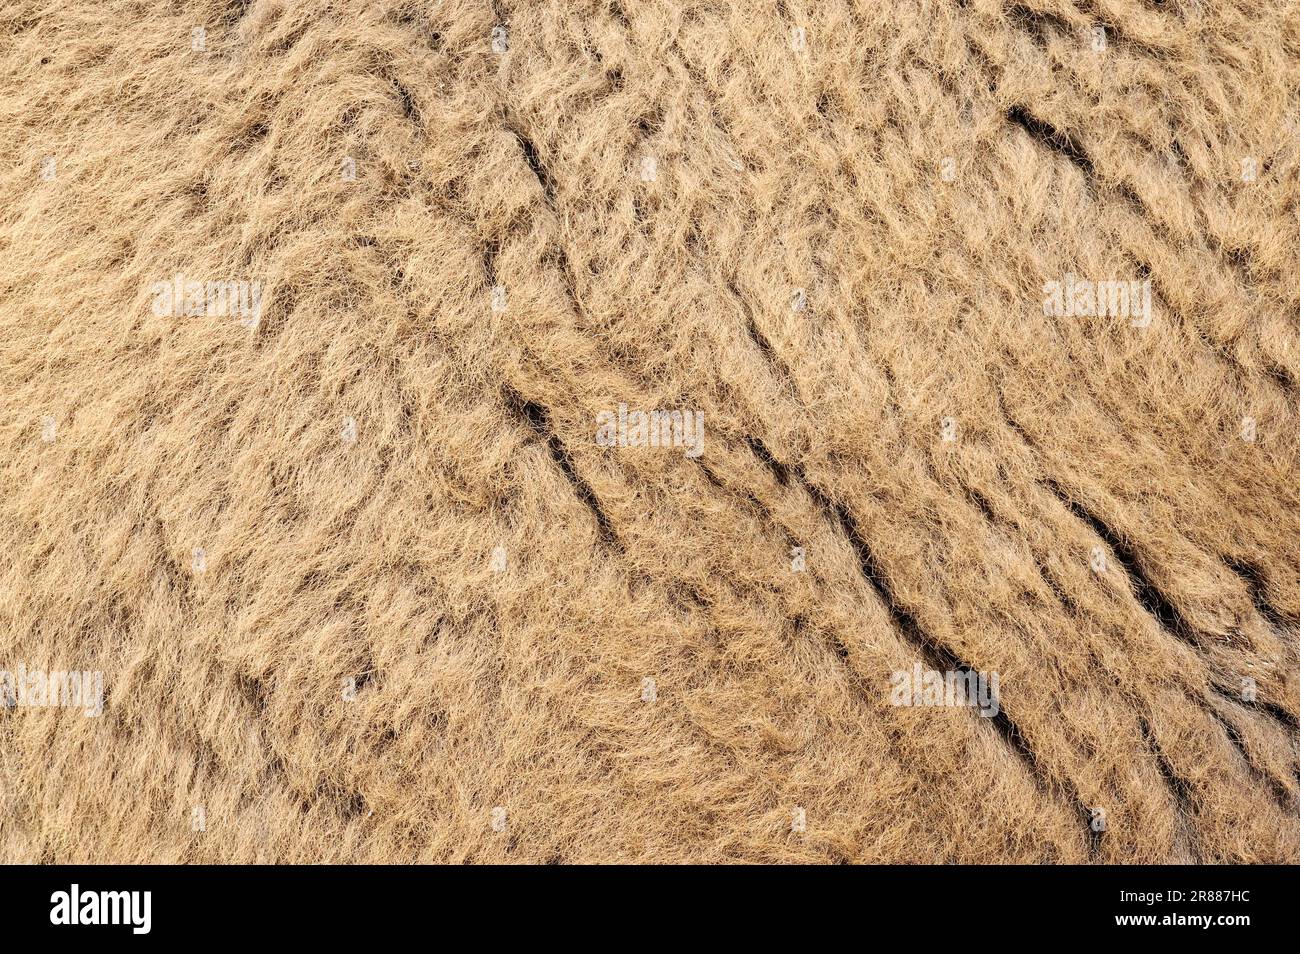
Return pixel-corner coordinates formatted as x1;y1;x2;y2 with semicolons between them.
1;0;1298;863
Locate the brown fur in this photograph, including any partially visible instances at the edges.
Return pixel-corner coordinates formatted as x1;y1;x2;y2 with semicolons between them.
1;0;1298;863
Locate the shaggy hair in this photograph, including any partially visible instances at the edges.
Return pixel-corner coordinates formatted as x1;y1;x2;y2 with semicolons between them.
2;0;1298;863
